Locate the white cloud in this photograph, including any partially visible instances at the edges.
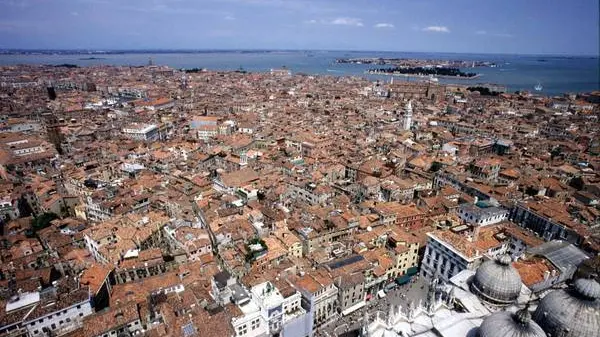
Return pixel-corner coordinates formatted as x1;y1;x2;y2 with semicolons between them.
374;23;394;29
304;19;317;24
475;30;487;35
422;26;450;33
224;15;235;20
70;11;79;16
329;17;363;27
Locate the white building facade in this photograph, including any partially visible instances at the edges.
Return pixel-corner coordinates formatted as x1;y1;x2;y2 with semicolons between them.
421;233;482;283
458;204;509;226
122;123;159;141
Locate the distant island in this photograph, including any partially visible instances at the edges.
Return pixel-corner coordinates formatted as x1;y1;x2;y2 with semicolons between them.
79;57;106;60
367;66;479;79
336;57;496;68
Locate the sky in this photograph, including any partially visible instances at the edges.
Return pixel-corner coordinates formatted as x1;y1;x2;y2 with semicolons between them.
0;0;598;55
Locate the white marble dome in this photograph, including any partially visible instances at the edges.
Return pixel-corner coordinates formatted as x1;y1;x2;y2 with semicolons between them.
533;278;600;337
470;254;522;305
479;307;546;337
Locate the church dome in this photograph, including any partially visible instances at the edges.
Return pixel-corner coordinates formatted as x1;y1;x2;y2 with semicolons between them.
470;254;522;305
533;278;600;337
479;306;546;337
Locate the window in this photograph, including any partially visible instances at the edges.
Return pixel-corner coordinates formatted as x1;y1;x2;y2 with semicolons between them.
237;325;248;336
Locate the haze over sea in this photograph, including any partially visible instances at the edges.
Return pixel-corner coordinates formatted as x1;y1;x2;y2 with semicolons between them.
1;50;598;96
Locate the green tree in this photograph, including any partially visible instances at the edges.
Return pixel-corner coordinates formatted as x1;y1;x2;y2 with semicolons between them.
429;162;443;173
31;212;59;232
18;196;33;217
550;146;562;159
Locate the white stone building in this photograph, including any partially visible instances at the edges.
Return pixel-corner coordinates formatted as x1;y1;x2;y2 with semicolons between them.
121;123;159;141
458;204;509;227
1;284;93;337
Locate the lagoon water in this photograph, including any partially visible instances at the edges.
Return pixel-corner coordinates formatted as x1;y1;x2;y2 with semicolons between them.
1;50;598;96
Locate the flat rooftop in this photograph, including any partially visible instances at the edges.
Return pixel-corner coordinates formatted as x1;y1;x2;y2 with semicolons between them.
251;282;284;309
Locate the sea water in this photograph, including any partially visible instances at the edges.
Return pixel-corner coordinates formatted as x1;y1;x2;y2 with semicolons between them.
0;50;598;96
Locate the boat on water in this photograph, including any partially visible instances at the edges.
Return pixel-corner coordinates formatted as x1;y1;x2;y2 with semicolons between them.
534;82;543;91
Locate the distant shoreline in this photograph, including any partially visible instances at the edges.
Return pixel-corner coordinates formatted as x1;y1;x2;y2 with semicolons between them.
0;51;596;96
0;49;597;58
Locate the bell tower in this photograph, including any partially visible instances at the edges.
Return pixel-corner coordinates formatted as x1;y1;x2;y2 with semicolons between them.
402;100;413;131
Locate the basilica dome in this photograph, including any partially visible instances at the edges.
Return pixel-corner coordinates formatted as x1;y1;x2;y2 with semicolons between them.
479;306;546;337
533;278;600;337
470;254;522;305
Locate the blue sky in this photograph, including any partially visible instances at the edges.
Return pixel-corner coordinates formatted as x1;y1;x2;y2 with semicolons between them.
0;0;598;55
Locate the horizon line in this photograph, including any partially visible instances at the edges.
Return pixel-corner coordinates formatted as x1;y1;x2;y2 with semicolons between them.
0;48;598;58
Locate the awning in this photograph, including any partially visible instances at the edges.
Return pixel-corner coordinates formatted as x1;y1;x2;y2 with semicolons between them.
395;274;412;285
341;300;366;316
406;266;419;276
377;290;386;298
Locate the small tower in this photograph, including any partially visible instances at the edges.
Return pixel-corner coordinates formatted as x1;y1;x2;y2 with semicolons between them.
239;151;248;166
180;74;187;89
402;100;413;131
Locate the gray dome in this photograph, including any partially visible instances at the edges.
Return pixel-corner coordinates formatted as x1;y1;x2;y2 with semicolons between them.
533;278;600;337
573;278;600;300
479;307;546;337
471;254;522;305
